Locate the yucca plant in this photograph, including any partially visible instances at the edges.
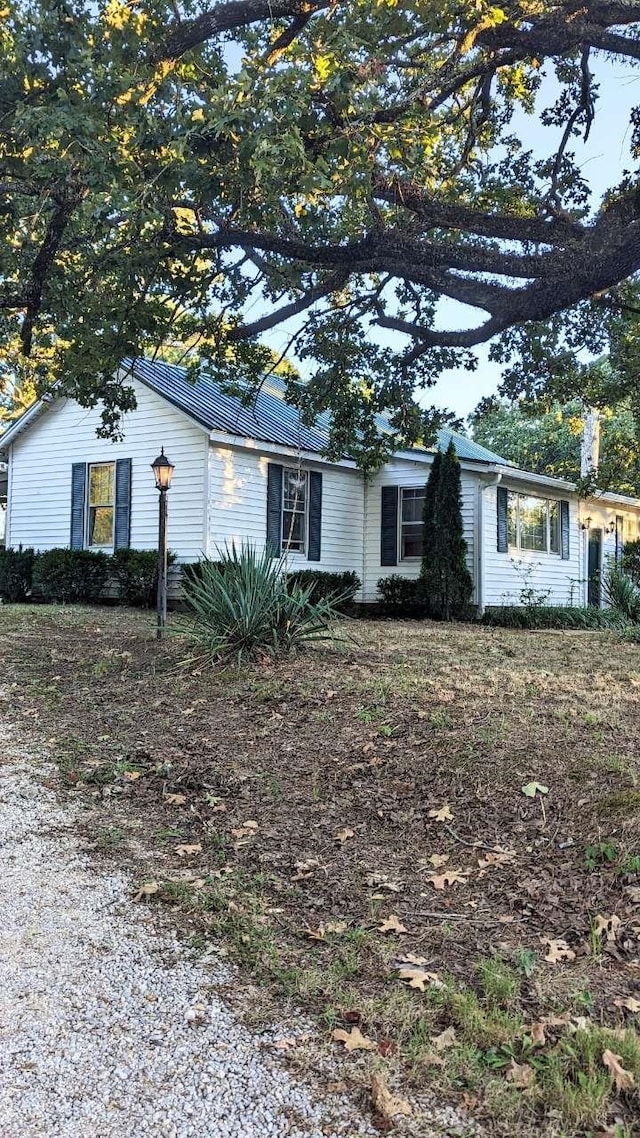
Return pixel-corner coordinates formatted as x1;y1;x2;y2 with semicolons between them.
603;566;640;623
181;543;345;663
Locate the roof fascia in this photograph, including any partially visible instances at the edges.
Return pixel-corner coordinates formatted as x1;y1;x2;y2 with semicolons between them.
0;396;52;453
499;466;577;493
207;428;359;470
587;489;640;509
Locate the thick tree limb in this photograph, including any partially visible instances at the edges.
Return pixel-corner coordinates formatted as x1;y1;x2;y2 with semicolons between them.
158;0;330;59
226;270;348;339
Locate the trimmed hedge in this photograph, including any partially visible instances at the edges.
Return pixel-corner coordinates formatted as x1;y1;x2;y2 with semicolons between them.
2;547;174;606
286;569;360;611
0;546;35;602
481;605;631;630
31;549;110;603
377;575;429;618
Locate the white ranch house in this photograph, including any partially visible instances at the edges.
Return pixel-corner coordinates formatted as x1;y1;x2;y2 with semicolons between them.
1;357;639;610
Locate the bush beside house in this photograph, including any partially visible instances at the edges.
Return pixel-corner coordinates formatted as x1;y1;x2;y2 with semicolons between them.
0;548;169;607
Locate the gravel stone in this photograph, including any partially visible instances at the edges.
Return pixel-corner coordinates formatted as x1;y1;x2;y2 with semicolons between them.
0;745;376;1138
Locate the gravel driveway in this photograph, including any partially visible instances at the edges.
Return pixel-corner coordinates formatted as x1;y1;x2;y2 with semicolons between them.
0;743;377;1138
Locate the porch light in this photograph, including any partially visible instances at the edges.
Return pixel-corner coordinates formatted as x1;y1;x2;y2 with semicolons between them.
581;515;592;531
151;447;175;492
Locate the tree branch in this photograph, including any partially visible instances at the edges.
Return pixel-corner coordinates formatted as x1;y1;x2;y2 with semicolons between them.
158;0;330;60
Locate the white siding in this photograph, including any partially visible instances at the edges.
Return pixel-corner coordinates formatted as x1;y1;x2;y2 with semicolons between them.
581;499;640;605
362;458;477;602
7;379;208;561
482;482;582;607
206;443;365;580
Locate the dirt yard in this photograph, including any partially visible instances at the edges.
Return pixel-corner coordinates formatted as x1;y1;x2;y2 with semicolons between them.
2;605;639;1136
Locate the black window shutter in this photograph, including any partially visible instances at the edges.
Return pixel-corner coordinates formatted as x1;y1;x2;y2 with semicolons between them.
308;471;322;562
266;463;283;555
381;486;398;566
114;458;132;550
496;486;508;553
560;499;570;560
616;514;624;563
70;463;86;550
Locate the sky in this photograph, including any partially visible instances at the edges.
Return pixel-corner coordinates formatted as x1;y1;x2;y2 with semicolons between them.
261;59;640;425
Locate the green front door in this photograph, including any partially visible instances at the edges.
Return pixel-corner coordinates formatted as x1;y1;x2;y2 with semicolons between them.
588;529;602;607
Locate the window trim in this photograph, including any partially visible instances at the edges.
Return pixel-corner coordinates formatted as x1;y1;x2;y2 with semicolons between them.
399;486;425;561
86;461;116;550
281;466;308;556
507;491;561;556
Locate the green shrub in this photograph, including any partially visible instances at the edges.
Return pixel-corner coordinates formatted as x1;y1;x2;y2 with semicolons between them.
286;570;360;611
182;543;345;663
481;605;630;630
111;548;175;607
32;549;110;603
621;538;640;586
377;575;428;618
421;441;473;620
603;565;640;622
0;546;35;602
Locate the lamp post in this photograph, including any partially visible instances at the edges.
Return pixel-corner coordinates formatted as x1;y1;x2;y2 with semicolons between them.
151;448;175;640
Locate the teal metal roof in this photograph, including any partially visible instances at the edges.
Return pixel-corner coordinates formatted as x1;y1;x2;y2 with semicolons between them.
127;357;507;465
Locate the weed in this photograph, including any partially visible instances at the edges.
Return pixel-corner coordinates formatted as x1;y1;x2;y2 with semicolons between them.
95;825;126;849
584;841;618;871
476;956;520;1008
515;947;537;979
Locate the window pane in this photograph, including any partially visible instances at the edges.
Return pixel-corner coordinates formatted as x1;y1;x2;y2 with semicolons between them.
89;463;114;507
401;488;424;523
519;496;547;552
283;509;305;551
283;469;307;511
88;506;114;547
507;492;517;547
401;528;423;559
549;501;559;553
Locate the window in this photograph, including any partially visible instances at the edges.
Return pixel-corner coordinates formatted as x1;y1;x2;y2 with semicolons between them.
87;462;115;548
282;468;307;553
507;492;559;554
400;487;424;559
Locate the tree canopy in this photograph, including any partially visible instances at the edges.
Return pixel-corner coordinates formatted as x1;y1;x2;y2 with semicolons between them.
4;1;640;460
470;393;640;497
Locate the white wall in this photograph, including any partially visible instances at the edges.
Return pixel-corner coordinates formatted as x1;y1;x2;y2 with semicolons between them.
362;457;478;602
481;481;583;607
7;379;209;561
207;442;365;579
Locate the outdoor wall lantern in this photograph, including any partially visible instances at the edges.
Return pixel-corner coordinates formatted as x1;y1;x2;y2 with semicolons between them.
605;520;616;535
581;516;592;531
151;447;175;641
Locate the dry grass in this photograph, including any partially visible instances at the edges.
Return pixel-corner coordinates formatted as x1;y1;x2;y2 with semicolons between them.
1;604;640;1136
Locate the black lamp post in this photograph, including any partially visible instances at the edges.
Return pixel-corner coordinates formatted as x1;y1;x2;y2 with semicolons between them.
151;447;175;640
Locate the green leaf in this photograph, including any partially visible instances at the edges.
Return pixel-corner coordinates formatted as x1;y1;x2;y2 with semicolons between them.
521;782;549;798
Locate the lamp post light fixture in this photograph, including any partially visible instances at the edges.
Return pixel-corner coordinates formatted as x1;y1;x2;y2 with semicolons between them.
151;447;175;640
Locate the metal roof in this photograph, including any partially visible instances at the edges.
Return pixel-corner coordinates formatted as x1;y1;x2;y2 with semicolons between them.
128;357;507;465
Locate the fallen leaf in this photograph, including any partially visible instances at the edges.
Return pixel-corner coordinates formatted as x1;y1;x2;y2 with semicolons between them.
133;881;159;902
371;1071;412;1120
614;996;640;1014
478;849;516;869
231;820;259;840
505;1058;534;1089
164;792;186;806
594;914;622;944
602;1049;636;1092
366;873;402;892
334;827;355;844
398;966;441;991
541;937;576;963
427;870;468;890
292;858;320;881
325;920;349;934
331;1027;377;1052
528;1022;547;1047
122;770;141;781
378;914;408;935
428;853;450;867
303;925;326;941
428;804;453;822
377;1038;395;1058
432;1026;457;1052
522;781;549;797
174;843;202;857
400;952;430;966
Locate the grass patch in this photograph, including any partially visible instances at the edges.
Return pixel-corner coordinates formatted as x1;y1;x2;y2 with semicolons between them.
2;606;640;1135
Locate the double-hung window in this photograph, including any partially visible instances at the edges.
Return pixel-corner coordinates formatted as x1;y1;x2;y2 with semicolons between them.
400;487;424;559
87;462;115;548
507;492;559;554
282;468;308;553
